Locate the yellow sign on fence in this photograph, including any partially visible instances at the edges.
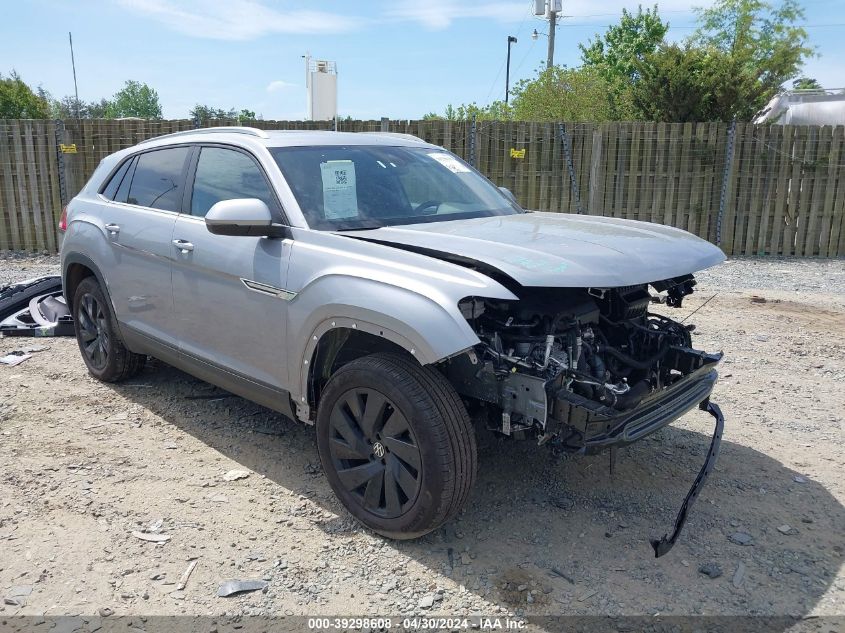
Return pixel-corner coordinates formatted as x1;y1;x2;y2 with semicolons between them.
509;147;525;159
60;143;77;154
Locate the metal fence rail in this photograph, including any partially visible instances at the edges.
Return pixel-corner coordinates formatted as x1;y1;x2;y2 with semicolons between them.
1;118;843;257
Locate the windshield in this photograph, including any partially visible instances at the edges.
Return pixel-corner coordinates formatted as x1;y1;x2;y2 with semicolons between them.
271;145;523;230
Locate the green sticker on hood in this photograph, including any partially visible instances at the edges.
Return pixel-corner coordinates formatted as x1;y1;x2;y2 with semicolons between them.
500;254;568;272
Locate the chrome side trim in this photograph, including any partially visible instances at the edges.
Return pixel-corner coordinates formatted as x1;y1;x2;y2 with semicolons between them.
241;278;297;301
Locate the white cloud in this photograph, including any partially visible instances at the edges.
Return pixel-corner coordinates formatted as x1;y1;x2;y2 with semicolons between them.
117;0;365;40
388;1;527;30
117;0;703;40
266;80;296;93
389;0;701;30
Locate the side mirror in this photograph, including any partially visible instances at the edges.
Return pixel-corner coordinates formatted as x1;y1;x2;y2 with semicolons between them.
205;199;286;237
498;186;518;204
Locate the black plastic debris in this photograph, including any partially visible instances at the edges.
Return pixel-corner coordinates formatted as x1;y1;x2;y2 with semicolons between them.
0;275;74;337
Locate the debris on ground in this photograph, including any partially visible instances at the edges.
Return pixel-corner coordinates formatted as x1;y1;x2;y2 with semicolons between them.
549;567;576;584
732;562;746;588
222;469;250;482
0;352;31;366
728;532;754;546
130;530;171;544
4;585;33;607
176;560;198;591
217;580;269;597
699;562;723;579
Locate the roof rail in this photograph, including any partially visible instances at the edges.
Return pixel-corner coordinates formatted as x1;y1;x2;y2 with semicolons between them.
138;126;270;145
358;131;428;144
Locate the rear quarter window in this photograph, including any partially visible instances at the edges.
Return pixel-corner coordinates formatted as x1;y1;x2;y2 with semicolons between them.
100;158;133;201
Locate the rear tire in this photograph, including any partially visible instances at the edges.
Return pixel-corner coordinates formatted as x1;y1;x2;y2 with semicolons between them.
316;353;476;539
72;276;145;382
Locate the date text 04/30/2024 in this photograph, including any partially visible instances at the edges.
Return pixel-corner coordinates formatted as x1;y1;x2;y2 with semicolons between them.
306;617;527;630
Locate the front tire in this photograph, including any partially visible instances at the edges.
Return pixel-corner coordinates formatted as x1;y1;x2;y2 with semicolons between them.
72;276;145;382
316;353;476;539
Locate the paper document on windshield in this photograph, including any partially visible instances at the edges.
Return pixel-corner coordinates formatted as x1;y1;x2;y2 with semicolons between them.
320;160;358;219
428;152;470;173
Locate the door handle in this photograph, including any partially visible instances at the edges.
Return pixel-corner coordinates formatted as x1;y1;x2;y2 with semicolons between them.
104;223;120;235
172;239;194;253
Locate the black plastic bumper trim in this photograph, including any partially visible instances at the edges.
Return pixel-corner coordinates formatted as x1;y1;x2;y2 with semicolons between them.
650;400;724;558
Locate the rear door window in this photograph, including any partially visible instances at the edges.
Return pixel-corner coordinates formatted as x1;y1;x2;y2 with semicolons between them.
126;147;191;211
189;146;277;217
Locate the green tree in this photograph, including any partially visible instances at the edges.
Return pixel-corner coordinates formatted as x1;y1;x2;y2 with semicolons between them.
107;80;162;119
792;76;822;90
691;0;815;112
579;5;668;118
190;103;232;122
630;44;759;121
432;101;512;121
0;71;50;118
87;98;112;118
580;5;669;82
190;104;256;123
49;95;113;119
509;65;632;121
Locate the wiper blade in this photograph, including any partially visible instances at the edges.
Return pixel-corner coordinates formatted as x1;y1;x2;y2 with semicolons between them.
333;225;383;232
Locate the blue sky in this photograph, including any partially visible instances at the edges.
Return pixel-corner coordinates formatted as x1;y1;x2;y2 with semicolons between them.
3;0;843;120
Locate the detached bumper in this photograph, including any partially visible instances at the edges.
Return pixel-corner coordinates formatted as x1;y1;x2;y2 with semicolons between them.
547;348;725;557
549;348;721;454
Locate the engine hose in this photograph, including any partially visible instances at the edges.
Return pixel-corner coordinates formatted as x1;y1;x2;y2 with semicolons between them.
597;340;669;370
581;341;607;381
611;380;651;410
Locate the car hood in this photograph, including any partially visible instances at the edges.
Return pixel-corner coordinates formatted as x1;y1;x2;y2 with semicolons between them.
346;212;726;288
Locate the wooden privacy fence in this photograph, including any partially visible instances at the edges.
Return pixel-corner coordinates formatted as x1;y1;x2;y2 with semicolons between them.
1;118;844;257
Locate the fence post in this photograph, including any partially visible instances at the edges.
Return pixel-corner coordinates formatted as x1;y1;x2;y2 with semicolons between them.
716;120;737;247
469;114;477;168
587;128;603;214
559;123;583;214
54;120;68;206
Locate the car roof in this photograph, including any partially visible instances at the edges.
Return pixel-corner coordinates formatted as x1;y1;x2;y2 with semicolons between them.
136;127;437;150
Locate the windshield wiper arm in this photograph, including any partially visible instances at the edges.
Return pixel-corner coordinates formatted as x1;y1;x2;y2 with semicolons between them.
333;225;383;232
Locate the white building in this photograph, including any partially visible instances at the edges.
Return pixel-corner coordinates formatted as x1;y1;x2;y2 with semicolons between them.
755;89;845;125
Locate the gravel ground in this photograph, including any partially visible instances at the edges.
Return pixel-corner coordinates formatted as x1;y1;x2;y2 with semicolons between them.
1;253;843;625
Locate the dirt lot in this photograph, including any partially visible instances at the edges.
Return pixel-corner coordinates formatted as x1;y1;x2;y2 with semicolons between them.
1;255;843;624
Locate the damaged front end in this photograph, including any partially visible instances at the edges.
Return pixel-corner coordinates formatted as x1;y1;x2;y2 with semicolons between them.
442;275;725;557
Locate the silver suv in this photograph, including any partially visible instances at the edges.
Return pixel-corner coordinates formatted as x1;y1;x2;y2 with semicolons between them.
60;127;726;554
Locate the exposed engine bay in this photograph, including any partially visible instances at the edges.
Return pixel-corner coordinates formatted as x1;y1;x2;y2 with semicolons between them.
442;274;725;557
445;274;721;450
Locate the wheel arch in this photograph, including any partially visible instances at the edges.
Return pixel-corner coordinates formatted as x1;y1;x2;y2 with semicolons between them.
62;253;108;310
296;314;474;423
302;323;433;421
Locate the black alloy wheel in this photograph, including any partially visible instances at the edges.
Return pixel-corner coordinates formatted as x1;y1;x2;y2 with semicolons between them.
316;353;477;539
327;387;422;518
76;291;110;370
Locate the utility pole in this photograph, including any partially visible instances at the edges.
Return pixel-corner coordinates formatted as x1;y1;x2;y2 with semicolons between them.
505;35;517;103
534;0;560;70
68;32;80;118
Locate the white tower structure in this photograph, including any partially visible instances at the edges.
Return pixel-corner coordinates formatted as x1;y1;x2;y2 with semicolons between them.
305;53;338;122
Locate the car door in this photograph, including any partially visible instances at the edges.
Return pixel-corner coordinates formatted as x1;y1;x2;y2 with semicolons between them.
171;144;293;392
100;145;192;347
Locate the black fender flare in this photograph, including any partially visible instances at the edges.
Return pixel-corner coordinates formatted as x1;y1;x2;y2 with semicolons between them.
62;252;128;341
